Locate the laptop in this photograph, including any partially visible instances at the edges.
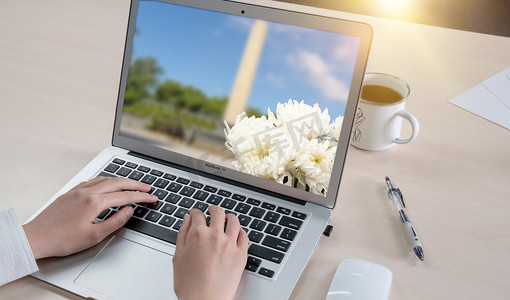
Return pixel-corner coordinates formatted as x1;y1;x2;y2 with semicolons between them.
29;0;372;299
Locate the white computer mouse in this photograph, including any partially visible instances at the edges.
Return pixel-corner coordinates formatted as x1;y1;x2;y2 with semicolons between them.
326;258;393;300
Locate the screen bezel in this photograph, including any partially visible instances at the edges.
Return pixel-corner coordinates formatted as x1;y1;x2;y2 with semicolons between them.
112;0;372;209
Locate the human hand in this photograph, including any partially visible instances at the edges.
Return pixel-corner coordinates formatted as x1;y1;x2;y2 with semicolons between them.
23;176;157;259
173;206;249;300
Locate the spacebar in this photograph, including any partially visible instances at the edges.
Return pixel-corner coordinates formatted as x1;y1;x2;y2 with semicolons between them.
124;218;178;245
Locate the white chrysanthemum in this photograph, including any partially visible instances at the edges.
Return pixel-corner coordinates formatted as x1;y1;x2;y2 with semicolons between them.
287;139;336;195
268;99;330;142
329;115;344;141
224;112;293;181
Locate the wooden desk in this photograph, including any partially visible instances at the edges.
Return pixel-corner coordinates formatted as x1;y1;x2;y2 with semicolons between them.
1;1;509;299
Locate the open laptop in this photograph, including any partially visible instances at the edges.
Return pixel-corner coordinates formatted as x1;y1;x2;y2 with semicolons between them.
29;0;372;299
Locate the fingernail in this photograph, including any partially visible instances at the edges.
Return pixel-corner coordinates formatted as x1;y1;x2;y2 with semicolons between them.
125;207;134;218
183;213;190;224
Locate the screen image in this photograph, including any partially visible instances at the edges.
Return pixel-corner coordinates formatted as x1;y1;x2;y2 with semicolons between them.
119;0;360;197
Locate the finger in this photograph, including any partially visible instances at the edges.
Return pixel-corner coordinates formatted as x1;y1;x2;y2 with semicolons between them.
225;213;241;240
175;213;191;250
96;191;157;211
237;227;249;251
87;177;151;194
188;209;206;230
95;206;134;239
208;206;226;231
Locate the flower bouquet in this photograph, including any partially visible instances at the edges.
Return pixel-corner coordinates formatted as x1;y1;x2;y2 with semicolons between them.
224;99;343;196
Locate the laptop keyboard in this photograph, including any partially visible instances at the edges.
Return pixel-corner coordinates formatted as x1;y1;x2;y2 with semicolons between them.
96;158;308;279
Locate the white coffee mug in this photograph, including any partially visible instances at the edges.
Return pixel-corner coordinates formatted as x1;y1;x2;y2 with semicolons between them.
351;73;419;151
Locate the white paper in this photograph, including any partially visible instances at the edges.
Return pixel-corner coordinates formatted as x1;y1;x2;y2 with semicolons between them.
449;67;510;130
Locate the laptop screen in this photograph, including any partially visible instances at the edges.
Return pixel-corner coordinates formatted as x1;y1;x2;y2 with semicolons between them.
115;0;371;207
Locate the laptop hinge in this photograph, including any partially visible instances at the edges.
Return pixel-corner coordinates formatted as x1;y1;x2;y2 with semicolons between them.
127;151;307;206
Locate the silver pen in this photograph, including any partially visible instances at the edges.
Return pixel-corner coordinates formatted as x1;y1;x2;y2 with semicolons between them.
385;176;424;261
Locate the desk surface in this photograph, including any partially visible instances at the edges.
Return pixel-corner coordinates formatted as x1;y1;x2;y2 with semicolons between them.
1;1;509;299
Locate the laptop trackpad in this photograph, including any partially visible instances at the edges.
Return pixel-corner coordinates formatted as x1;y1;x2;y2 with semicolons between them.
75;236;177;300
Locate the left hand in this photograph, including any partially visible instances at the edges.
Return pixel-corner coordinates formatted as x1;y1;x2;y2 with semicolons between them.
23;176;157;259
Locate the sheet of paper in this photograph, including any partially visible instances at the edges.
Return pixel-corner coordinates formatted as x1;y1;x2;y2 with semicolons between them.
449;67;510;130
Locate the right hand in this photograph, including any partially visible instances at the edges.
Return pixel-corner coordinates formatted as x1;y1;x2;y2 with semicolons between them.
173;206;249;300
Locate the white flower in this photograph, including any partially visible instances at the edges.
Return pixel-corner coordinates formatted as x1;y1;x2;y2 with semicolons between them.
224;113;293;181
329;115;344;141
268;99;331;144
287;139;336;195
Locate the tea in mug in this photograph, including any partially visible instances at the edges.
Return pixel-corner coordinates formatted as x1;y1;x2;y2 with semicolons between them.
361;84;403;104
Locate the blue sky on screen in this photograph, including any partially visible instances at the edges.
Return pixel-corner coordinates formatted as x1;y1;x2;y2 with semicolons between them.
132;1;360;119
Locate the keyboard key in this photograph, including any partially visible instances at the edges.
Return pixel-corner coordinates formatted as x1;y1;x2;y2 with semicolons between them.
265;224;282;236
276;207;292;215
159;215;176;227
206;194;223;205
220;199;236;209
193;190;209;201
262;235;291;252
248;231;264;243
145;211;162;222
176;177;190;185
234;203;251;214
238;215;252;226
248;244;284;264
217;189;232;197
150;169;163;177
250;219;267;231
261;202;276;210
137;165;150;173
147;200;163;210
245;257;262;272
98;171;116;178
193;202;209;212
258;268;275;278
232;194;246;201
154;178;169;189
116;167;132;177
173;219;183;230
190;181;204;189
141;174;157;185
247;198;261;206
165;193;181;204
125;218;177;245
279;216;303;230
179;186;196;197
128;170;144;181
113;158;125;165
104;163;120;173
264;212;281;223
249;207;265;218
175;208;189;219
247;256;262;267
97;208;110;219
163;173;176;181
204;185;217;193
245;263;259;272
125;162;138;169
179;198;195;208
280;228;297;241
161;203;177;215
167;182;182;193
133;207;149;218
153;189;169;200
292;211;307;220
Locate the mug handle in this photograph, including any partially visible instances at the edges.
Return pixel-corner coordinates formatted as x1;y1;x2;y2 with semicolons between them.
393;110;419;144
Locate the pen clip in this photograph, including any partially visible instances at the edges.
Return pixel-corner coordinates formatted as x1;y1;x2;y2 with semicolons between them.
396;188;405;208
